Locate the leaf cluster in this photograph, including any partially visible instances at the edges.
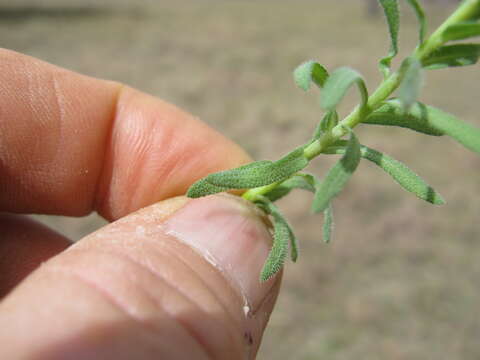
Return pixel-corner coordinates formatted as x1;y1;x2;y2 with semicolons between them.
187;0;480;281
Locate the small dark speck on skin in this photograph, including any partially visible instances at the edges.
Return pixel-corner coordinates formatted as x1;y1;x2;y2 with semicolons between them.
244;331;254;346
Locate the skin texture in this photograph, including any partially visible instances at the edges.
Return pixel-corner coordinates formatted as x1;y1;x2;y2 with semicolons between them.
0;49;281;360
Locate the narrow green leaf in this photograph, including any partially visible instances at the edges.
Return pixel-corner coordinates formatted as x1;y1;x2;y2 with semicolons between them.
398;57;423;110
422;44;480;69
320;110;339;133
186;178;229;198
206;148;308;189
256;199;298;281
320;67;368;111
259;215;290;282
366;100;480;154
293;60;329;91
187;161;273;197
262;185;292;203
264;173;317;202
288;228;299;263
322;204;334;244
442;21;480;42
323;144;445;205
312;132;361;213
359;146;446;204
377;0;400;76
363;99;444;136
312;111;339;140
405;0;427;44
269;204;299;263
425;105;480;154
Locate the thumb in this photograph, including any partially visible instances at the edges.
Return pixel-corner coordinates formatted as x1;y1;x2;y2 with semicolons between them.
0;194;281;360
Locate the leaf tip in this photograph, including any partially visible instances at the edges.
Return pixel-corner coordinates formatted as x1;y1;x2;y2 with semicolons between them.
424;187;446;205
259;267;279;282
186;185;201;198
433;195;446;205
293;60;328;91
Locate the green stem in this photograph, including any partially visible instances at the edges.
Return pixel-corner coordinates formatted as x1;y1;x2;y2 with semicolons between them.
242;181;281;202
305;71;402;160
414;0;480;60
243;71;402;202
242;1;478;202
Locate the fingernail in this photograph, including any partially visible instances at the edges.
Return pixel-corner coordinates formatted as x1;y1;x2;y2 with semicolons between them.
162;194;275;311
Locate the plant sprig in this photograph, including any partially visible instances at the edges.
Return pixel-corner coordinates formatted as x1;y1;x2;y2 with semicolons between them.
187;0;480;281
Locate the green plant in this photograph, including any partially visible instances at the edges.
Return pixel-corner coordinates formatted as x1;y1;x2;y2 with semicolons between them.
187;0;480;282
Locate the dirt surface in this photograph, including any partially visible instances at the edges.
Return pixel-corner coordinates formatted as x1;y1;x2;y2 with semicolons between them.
2;0;480;358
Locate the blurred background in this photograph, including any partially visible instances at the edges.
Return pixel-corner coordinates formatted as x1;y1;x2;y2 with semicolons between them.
2;0;479;358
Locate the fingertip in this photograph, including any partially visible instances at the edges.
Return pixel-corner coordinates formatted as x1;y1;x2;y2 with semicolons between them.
0;195;280;360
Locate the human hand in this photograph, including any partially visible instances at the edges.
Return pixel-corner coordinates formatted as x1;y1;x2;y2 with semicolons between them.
0;49;281;360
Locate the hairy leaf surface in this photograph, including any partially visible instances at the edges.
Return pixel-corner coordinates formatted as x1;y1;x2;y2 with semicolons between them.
187;160;272;197
256;199;297;281
425;105;480;154
377;0;400;75
206;148;308;189
422;43;480;69
323;204;334;244
186;178;229;198
363;99;444;136
324;143;445;205
259;216;289;282
442;21;480;42
398;57;423;110
294;61;329;91
312;133;361;213
264;173;317;202
312;111;339;140
321;67;368;111
405;0;427;44
366;100;480;154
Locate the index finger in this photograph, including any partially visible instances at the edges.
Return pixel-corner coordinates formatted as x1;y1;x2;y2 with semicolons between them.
0;49;250;220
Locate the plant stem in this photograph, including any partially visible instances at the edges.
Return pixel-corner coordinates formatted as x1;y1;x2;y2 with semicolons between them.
414;0;480;61
242;0;478;202
304;71;402;160
242;71;402;202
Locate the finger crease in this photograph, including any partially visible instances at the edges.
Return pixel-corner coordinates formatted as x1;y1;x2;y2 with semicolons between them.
67;248;238;359
45;264;141;324
48;264;214;359
132;234;242;332
92;82;125;213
